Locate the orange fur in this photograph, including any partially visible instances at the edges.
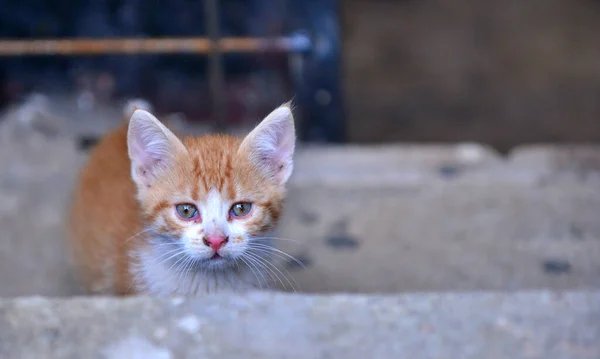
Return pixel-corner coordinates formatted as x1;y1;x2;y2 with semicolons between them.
67;104;295;296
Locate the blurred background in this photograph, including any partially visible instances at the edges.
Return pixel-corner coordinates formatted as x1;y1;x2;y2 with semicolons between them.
3;0;600;148
0;0;343;143
0;0;599;297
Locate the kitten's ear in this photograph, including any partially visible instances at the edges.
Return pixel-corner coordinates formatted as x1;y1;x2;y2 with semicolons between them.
239;103;296;185
127;109;187;187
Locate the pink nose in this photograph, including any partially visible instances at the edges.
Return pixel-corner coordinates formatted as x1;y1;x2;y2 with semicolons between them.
203;235;228;251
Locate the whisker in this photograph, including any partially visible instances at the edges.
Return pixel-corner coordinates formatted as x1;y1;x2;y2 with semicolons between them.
245;251;299;292
248;247;296;267
122;228;155;246
171;255;188;280
166;252;191;278
153;247;185;264
125;254;139;294
180;255;193;277
194;259;212;295
244;254;271;288
231;259;253;288
248;243;307;269
175;255;195;286
192;269;202;295
243;253;278;287
239;256;264;290
151;242;183;247
151;246;185;264
198;261;210;295
207;267;213;293
247;250;301;292
243;252;282;289
182;256;198;289
252;236;305;246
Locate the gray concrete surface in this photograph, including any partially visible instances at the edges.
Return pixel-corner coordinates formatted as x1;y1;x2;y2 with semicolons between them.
0;97;598;358
1;104;600;296
279;182;600;293
1;291;598;359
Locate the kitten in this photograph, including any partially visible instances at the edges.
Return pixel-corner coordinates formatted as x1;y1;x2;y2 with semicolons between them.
67;103;296;296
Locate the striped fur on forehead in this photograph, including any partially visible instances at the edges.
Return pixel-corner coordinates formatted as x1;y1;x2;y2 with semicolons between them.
183;135;241;199
178;134;286;202
138;133;286;223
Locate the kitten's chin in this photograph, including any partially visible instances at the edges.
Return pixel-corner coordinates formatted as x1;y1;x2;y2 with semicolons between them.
184;251;242;272
203;255;235;271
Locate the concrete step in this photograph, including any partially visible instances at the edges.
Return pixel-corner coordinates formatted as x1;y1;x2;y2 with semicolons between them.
0;123;599;296
1;291;598;359
277;183;600;293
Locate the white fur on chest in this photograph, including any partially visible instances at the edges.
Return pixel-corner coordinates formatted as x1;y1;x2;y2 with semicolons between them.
131;248;262;297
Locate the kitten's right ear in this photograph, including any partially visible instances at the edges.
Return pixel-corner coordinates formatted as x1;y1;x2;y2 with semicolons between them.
127;109;187;187
238;103;296;185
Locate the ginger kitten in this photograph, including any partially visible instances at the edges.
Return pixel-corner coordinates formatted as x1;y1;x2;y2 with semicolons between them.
67;103;296;296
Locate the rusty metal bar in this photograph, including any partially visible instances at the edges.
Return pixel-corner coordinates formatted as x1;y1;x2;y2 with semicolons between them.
0;36;311;56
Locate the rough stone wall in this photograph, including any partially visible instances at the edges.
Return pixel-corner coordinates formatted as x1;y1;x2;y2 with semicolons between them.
342;0;600;149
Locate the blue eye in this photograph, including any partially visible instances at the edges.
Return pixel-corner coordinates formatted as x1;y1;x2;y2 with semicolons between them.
230;202;252;218
175;203;198;219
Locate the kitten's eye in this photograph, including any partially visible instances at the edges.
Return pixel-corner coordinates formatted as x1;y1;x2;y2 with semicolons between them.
230;202;253;218
175;203;198;219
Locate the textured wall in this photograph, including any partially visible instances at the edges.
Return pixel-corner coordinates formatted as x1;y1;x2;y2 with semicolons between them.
342;0;600;149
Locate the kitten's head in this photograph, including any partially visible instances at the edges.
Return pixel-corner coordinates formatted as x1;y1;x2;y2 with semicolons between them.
127;103;295;270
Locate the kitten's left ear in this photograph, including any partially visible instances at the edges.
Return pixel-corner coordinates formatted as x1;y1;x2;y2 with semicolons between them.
127;109;187;187
239;103;296;185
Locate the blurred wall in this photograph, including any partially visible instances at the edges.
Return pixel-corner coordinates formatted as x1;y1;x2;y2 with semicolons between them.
341;0;600;150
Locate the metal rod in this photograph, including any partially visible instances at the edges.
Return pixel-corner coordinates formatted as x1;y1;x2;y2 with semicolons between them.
204;0;226;130
0;36;311;56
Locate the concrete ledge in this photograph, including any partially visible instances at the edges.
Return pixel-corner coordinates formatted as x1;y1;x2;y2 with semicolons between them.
291;144;600;187
1;291;598;359
1;135;600;296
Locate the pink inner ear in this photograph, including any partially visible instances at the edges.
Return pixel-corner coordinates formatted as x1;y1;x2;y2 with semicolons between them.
249;116;295;183
130;131;155;169
130;136;148;163
274;119;295;159
129;119;175;185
